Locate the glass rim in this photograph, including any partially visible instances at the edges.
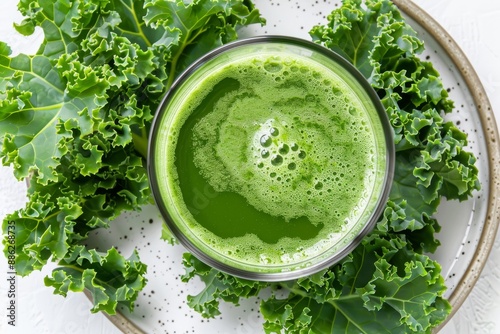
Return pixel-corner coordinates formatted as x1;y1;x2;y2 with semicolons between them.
148;35;395;281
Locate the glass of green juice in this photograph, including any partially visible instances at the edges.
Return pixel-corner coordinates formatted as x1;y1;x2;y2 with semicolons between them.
148;36;395;281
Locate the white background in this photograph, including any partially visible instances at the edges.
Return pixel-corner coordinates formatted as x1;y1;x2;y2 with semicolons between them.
0;0;499;333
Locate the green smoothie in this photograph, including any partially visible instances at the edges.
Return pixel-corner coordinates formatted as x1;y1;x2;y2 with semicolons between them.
151;39;390;276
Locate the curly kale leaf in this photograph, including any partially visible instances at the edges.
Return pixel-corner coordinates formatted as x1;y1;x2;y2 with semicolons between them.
182;234;450;334
1;0;264;314
311;0;479;204
44;246;147;314
261;234;450;334
181;253;267;318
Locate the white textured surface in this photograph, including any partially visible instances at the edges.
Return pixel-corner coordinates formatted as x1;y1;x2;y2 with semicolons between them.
0;0;499;333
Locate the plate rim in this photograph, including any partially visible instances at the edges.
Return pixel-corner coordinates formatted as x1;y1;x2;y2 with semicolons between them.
392;0;500;330
101;1;500;333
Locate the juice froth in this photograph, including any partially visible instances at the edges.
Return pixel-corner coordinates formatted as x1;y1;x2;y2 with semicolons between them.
151;40;391;276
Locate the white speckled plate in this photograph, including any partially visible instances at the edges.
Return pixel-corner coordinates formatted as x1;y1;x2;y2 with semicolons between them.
80;1;500;333
3;1;499;333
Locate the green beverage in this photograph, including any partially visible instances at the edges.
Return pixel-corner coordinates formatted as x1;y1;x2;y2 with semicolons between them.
149;37;393;280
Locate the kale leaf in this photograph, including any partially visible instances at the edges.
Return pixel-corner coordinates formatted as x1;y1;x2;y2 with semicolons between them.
1;0;264;314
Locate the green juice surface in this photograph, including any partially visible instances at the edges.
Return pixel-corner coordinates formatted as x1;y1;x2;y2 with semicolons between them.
154;48;387;272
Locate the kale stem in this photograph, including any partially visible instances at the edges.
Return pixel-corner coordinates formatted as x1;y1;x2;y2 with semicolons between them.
274;283;310;298
57;263;85;274
132;127;149;159
165;25;208;89
275;282;360;302
166;44;185;89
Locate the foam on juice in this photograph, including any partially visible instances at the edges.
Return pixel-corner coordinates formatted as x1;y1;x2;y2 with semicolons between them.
162;53;386;269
